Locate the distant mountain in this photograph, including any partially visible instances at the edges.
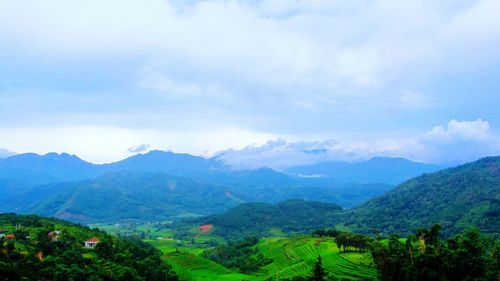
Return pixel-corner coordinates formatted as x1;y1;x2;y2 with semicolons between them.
0;152;99;184
286;157;442;184
102;150;222;176
4;169;392;222
0;150;222;185
345;156;500;236
0;148;16;158
12;172;242;222
191;168;393;208
189;199;344;240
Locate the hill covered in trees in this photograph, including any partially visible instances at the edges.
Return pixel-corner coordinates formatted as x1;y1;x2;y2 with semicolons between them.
181;200;344;240
0;213;178;280
346;156;500;236
177;157;499;240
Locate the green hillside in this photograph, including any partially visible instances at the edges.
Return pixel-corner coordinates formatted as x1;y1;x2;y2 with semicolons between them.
0;213;178;280
190;200;343;240
18;172;242;222
157;236;376;281
345;156;500;236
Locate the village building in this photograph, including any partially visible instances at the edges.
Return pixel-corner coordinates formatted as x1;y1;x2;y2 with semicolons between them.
48;231;62;241
84;237;100;248
5;234;15;240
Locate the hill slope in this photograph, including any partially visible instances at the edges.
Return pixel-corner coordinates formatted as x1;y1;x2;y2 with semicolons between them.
345;156;500;235
15;172;242;222
0;213;178;280
191;200;344;240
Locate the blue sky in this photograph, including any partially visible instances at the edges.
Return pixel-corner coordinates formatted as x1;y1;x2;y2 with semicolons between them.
0;0;499;166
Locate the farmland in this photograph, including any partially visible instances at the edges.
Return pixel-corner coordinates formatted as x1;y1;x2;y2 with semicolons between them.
92;221;377;280
156;235;376;280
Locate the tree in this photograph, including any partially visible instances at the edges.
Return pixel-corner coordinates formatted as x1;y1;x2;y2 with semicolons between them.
312;255;327;281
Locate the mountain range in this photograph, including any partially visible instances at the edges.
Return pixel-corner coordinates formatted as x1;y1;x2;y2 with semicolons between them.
187;156;499;238
0;150;443;223
0;150;440;185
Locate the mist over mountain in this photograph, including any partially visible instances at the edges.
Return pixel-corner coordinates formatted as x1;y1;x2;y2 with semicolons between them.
0;148;16;158
0;150;440;185
287;157;442;185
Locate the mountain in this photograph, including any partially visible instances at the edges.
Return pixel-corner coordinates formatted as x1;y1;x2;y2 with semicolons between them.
6;169;391;222
188;199;344;240
102;150;222;176
345;156;500;236
0;152;98;184
0;150;222;185
190;168;393;207
13;172;243;222
0;148;15;158
287;157;442;185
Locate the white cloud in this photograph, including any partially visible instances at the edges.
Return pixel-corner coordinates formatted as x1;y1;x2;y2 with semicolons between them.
397;90;431;109
2;0;498;105
127;144;151;153
217;119;500;169
0;125;275;163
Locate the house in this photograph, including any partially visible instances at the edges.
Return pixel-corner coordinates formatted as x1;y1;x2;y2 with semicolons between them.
84;237;100;248
48;231;62;241
5;234;15;240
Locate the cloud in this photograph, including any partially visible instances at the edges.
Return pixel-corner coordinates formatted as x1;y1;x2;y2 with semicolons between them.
400;119;500;164
0;125;275;163
217;138;368;170
397;90;432;109
0;0;499;156
218;119;500;170
127;144;151;153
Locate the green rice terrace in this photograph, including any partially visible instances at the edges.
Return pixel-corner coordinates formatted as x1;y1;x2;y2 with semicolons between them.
159;236;376;281
91;222;377;280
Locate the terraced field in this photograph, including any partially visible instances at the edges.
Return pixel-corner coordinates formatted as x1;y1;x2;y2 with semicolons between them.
257;237;377;280
152;236;378;280
165;253;256;281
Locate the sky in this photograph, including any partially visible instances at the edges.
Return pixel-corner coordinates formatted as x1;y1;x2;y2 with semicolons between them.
0;0;499;166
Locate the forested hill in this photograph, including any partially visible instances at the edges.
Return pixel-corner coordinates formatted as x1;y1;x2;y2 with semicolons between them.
0;213;178;280
191;200;343;240
345;156;500;236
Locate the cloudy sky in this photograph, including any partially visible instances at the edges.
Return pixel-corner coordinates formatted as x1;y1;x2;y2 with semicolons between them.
0;0;499;166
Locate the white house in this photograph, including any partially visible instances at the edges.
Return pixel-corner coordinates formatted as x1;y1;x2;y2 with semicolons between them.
84;237;100;248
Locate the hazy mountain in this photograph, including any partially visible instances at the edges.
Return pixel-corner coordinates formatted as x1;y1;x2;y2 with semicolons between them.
0;150;222;185
13;172;242;222
0;152;99;184
345;156;500;236
286;157;442;184
0;148;16;158
102;150;222;176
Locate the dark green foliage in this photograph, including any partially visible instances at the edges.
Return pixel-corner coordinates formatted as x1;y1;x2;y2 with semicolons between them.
186;199;343;240
347;156;500;236
312;256;327;281
0;213;179;281
334;232;372;253
202;236;272;273
370;225;500;281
